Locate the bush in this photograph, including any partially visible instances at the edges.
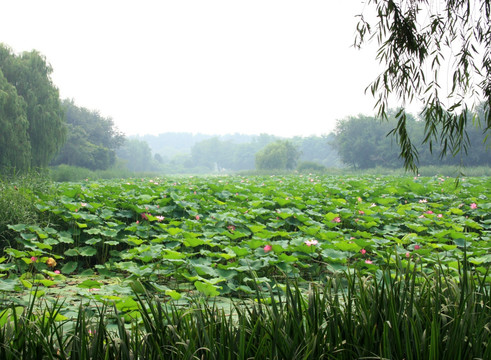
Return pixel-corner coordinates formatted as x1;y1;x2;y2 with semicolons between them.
297;161;326;172
49;164;155;182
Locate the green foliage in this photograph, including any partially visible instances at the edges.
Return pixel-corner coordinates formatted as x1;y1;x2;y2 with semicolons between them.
52;99;125;170
0;44;65;168
1;175;489;294
255;140;300;170
355;1;491;172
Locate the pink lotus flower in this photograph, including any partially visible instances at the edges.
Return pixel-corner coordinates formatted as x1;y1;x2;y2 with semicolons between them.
405;252;410;258
365;259;373;264
358;210;365;215
437;214;443;218
470;203;477;209
141;213;148;220
81;202;87;207
426;210;433;214
263;244;272;252
195;215;200;220
360;249;366;255
304;239;318;246
54;270;61;274
156;215;165;222
414;245;420;250
419;199;427;203
30;256;37;263
331;217;341;223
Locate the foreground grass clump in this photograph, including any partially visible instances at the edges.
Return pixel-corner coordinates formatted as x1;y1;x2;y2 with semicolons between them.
1;261;489;359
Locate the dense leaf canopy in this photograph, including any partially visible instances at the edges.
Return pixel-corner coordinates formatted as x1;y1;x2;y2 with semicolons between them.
52;100;125;170
0;44;66;169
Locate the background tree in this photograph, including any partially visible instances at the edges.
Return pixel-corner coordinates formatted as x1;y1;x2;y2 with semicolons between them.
190;137;235;171
255;140;300;171
334;110;490;168
0;44;65;168
355;0;490;171
0;69;31;172
292;134;341;168
334;114;407;169
116;138;160;172
52;100;125;170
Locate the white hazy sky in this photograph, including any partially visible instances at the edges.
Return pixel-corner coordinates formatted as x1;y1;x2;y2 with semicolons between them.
1;0;397;138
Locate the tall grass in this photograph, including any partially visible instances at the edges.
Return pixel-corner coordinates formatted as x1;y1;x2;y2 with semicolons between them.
49;164;144;182
0;259;489;359
0;170;52;245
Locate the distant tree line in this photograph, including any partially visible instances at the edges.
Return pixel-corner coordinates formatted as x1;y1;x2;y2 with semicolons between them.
334;108;490;169
120;133;341;173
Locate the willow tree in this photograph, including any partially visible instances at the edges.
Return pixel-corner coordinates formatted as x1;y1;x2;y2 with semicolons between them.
355;0;490;171
0;44;66;168
0;69;31;171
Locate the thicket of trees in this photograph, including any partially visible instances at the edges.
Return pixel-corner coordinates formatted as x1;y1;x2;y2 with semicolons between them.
0;44;125;174
0;44;65;172
52;100;125;170
334;110;490;169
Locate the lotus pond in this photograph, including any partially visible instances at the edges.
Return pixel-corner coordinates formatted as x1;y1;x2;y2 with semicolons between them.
1;174;490;315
